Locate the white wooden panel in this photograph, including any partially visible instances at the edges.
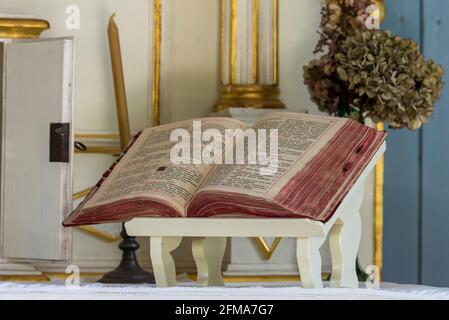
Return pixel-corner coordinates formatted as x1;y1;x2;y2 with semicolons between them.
1;39;73;260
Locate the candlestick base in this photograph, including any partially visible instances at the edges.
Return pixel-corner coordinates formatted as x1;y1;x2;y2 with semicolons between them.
98;227;154;284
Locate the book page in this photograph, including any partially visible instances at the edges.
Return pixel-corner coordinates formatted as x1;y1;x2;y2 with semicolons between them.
83;117;247;214
196;112;349;200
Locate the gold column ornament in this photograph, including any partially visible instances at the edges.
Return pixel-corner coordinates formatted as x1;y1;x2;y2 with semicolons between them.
254;237;282;260
73;188;92;201
74;146;120;155
152;0;162;127
0;18;49;39
108;14;132;149
374;0;385;274
375;0;385;23
78;226;122;242
374;122;385;273
215;0;285;111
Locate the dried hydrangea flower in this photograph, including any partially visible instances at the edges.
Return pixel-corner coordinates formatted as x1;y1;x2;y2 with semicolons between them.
306;30;445;130
315;0;376;54
304;1;445;130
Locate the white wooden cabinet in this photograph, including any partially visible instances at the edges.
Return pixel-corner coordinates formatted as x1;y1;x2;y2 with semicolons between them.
0;38;74;273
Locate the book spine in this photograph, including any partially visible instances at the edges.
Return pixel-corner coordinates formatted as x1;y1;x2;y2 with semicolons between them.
94;131;143;188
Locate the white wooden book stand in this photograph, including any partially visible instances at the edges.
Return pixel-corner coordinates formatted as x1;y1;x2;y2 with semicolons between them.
125;143;386;289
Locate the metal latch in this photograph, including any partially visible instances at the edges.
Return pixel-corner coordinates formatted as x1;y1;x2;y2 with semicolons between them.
49;123;70;163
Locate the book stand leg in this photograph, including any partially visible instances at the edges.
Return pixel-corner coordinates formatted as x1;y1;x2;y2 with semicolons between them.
296;236;326;288
329;186;364;289
150;236;183;287
192;237;226;286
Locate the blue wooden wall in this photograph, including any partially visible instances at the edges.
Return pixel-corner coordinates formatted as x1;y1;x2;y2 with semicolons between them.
383;0;449;286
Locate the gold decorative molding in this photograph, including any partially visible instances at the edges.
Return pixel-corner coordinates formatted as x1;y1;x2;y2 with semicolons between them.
254;237;282;260
374;122;385;273
0;18;49;39
75;146;121;155
375;0;385;23
78;226;122;242
73;188;92;201
191;273;330;283
230;0;238;85
74;133;121;155
220;0;227;85
75;133;120;140
152;0;162;127
0;274;50;282
252;0;259;83
6;272;330;283
3;273;330;283
373;0;385;274
273;0;279;85
215;84;285;111
44;272;104;281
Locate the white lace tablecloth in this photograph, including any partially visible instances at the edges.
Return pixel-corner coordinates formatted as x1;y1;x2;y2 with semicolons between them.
0;281;448;300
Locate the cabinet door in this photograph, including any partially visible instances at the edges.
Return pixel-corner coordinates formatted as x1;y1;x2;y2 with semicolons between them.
1;38;74;261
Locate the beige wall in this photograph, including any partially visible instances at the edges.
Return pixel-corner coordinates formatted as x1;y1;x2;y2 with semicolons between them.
280;0;321;113
160;0;221;123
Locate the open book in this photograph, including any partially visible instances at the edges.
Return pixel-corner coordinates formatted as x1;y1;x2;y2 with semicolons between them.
63;112;386;227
